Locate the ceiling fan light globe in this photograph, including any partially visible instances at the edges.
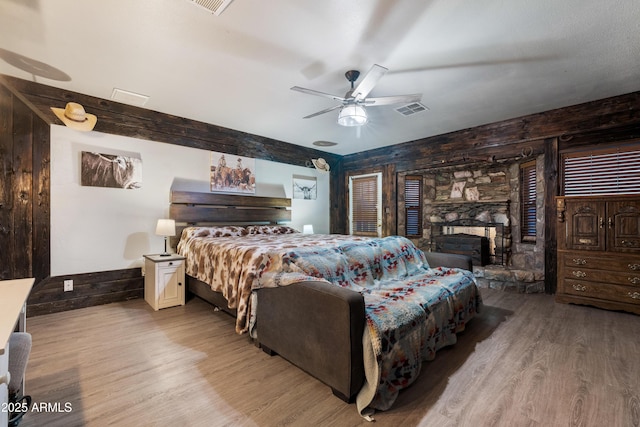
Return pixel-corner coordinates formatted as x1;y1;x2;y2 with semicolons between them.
337;105;368;127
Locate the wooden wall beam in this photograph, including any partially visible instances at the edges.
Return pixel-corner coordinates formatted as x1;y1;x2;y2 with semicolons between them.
0;84;14;279
342;91;640;173
32;116;51;280
543;137;559;294
0;75;342;171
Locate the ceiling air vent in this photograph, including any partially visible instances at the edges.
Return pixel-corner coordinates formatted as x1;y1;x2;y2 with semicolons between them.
395;102;429;117
111;88;149;107
188;0;234;16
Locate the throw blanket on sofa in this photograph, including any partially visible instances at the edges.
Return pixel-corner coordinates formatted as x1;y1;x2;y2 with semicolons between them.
257;236;482;415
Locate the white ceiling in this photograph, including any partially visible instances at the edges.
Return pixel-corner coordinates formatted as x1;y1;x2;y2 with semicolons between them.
1;0;639;155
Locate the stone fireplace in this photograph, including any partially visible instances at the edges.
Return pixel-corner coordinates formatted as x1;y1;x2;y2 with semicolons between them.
398;157;545;294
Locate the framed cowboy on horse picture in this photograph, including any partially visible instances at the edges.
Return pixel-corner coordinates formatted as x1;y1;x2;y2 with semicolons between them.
210;152;256;194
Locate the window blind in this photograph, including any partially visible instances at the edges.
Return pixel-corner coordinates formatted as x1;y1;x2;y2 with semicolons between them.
351;175;378;236
404;175;422;237
563;146;640;196
520;161;536;239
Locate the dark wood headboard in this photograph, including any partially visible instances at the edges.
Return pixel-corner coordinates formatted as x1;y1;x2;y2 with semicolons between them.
170;190;292;225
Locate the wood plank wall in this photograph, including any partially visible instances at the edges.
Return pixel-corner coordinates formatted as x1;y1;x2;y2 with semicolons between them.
0;82;50;282
27;269;143;317
2;73;640;310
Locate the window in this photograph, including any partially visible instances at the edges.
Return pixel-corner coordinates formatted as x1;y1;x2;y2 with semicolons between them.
520;160;536;241
404;175;422;237
349;173;382;236
562;144;640;195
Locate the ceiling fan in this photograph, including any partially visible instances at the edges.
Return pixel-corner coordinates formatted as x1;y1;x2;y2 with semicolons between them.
291;64;422;127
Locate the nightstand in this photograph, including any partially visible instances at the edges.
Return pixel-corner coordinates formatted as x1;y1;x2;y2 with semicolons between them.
143;254;186;310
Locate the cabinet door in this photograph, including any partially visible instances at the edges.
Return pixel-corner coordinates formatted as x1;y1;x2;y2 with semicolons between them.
565;200;606;251
157;265;182;308
608;200;640;253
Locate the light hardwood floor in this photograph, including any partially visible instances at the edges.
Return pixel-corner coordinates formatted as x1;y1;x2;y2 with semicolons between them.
17;288;640;427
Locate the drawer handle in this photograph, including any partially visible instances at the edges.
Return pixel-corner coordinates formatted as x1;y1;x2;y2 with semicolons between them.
628;292;640;300
628;277;640;285
572;258;587;265
572;284;587;292
178;282;183;287
629;264;640;271
0;372;10;386
169;262;173;266
572;271;586;278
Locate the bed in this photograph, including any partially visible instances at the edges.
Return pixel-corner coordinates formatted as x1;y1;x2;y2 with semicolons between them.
170;190;482;418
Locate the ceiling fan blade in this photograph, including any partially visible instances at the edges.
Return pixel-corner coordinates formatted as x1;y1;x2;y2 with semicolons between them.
291;86;346;103
363;93;422;106
302;104;343;119
351;64;388;101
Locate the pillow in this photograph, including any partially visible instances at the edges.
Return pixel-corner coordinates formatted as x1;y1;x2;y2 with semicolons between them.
180;226;249;241
177;226;251;254
246;225;299;235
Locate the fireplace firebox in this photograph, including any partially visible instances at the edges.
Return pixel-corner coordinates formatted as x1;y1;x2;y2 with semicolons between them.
434;233;490;266
430;221;505;266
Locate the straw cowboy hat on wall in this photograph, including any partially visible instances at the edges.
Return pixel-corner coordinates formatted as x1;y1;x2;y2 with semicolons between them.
50;102;97;131
312;158;330;172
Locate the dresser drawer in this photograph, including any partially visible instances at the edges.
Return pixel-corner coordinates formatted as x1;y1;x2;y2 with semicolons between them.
562;253;640;272
562;278;640;305
561;267;640;286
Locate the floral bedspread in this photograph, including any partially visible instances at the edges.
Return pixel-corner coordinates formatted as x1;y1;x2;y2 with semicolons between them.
176;226;369;333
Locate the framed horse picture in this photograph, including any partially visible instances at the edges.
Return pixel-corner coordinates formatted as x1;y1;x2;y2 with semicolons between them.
210;152;256;194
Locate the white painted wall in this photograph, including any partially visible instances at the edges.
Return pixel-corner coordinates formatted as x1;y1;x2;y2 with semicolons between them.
50;125;330;276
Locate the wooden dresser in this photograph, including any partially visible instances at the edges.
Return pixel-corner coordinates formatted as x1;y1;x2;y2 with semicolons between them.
556;195;640;314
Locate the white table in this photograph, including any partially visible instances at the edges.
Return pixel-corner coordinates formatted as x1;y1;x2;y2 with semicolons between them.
0;278;34;426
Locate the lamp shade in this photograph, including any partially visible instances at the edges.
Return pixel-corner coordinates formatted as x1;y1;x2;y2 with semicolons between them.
302;224;314;234
337;105;368;127
155;219;176;237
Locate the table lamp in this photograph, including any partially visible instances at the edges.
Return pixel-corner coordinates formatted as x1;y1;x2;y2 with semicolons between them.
155;219;176;256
